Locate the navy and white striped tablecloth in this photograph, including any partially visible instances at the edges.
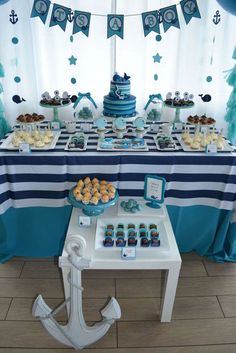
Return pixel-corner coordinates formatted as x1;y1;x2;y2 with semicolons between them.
0;121;236;217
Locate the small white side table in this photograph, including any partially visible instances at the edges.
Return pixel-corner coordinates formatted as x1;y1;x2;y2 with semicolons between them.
59;199;181;323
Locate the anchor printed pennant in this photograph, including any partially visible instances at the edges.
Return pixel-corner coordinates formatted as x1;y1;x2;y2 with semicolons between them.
73;11;91;37
49;3;70;31
30;0;51;24
142;11;160;37
107;14;124;39
180;0;201;25
159;5;180;33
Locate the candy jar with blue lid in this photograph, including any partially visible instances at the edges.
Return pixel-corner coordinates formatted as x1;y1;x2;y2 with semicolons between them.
73;92;98;121
144;94;163;124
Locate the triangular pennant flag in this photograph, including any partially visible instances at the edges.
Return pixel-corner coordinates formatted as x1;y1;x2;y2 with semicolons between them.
73;11;91;36
30;0;51;24
49;3;70;31
180;0;201;25
107;14;124;39
142;11;160;37
159;5;180;32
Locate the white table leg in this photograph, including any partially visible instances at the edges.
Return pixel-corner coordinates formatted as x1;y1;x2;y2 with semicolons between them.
160;267;180;322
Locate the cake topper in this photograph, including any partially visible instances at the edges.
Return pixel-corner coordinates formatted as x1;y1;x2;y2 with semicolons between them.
113;72;131;82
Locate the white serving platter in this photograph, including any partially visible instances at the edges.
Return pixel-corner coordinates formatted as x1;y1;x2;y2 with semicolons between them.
154;134;178;151
97;138;149;152
64;134;88;151
95;217;170;252
0;131;61;151
175;134;234;152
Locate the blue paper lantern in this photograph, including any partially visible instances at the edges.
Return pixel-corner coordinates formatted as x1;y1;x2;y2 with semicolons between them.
216;0;236;16
0;0;10;5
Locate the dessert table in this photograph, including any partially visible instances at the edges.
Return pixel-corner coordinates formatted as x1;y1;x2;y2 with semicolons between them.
0;121;236;263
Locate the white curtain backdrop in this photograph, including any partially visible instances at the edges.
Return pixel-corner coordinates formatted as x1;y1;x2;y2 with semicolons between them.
0;0;236;130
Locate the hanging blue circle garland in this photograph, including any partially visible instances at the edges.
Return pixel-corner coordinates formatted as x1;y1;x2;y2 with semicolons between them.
12;37;19;44
216;0;236;16
71;78;76;84
14;76;21;83
154;74;158;81
0;0;10;5
206;76;213;82
155;34;162;42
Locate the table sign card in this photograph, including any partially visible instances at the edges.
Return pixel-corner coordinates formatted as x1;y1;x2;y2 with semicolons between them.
80;123;91;132
201;126;208;134
51;122;60;131
206;143;217;154
121;247;136;260
173;123;183;132
150;124;159;133
19;143;31;153
144;175;166;209
78;216;91;227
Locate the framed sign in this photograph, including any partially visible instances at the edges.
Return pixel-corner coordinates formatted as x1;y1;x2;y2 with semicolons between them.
144;175;166;208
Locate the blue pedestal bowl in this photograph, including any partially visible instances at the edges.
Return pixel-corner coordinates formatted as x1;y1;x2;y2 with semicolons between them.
68;189;119;216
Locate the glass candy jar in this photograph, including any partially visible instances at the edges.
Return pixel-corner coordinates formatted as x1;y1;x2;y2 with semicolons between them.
73;92;98;121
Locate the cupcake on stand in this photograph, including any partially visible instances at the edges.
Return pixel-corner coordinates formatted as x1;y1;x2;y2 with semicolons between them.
113;117;127;138
133;117;147;138
95;117;108;139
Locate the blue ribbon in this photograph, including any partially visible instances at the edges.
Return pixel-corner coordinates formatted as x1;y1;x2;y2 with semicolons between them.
144;94;163;110
73;92;98;110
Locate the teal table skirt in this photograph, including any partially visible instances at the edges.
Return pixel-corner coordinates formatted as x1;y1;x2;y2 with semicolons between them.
0;205;236;263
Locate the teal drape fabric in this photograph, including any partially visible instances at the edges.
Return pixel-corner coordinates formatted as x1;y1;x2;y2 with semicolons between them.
0;205;236;263
0;62;10;139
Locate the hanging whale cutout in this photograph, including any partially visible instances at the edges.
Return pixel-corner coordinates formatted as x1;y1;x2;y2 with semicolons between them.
70;95;78;103
12;95;26;104
199;94;212;102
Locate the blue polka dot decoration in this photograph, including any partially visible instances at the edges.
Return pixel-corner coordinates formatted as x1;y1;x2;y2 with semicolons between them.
155;34;162;42
71;78;76;84
206;76;213;82
12;37;19;44
14;76;21;83
70;35;74;43
154;74;158;81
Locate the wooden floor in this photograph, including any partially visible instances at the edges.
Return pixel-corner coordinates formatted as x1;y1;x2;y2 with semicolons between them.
0;253;236;353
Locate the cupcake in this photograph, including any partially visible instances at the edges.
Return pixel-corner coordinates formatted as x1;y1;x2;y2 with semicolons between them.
128;236;137;246
128;229;136;237
100;180;107;186
116;229;125;237
139;223;146;229
139;229;147;237
116;237;126;247
117;223;124;229
151;238;160;247
141;237;150;247
105;229;114;237
149;224;157;230
150;230;159;237
128;223;135;229
107;224;114;230
103;237;114;247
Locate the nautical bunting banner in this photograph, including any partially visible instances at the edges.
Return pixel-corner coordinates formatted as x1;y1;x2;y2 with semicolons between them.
180;0;201;25
142;11;160;37
30;0;201;38
107;14;124;39
73;11;91;37
30;0;51;24
49;3;70;31
159;5;180;33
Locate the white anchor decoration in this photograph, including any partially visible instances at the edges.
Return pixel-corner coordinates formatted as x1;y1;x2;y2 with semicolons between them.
32;235;121;349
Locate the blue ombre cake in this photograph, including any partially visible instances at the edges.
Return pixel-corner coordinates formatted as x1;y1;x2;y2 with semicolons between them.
103;73;136;118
